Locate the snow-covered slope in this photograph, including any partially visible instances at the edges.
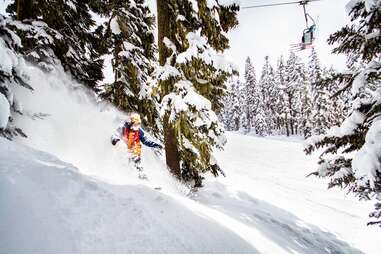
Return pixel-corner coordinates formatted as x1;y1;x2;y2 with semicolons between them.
200;133;378;254
2;133;378;254
0;138;257;254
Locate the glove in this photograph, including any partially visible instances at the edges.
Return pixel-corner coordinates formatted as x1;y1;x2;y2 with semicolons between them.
111;138;119;146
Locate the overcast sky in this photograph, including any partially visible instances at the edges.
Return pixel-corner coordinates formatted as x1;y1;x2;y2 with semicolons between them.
1;0;351;78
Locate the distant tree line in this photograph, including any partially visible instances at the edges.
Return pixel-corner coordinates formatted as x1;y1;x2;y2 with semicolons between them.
221;49;348;138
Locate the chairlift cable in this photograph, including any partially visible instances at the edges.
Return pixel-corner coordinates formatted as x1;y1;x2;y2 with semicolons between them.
241;0;321;10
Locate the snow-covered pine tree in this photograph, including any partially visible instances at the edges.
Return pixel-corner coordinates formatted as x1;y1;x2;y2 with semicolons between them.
0;14;29;139
324;67;348;127
1;0;72;140
259;56;277;134
297;59;312;138
243;56;257;133
156;0;239;186
99;0;159;132
305;0;381;226
238;81;249;132
307;48;332;135
2;0;160;137
273;56;288;135
220;77;245;131
219;86;231;130
5;0;106;87
230;78;244;131
308;48;323;84
253;95;267;136
284;51;304;136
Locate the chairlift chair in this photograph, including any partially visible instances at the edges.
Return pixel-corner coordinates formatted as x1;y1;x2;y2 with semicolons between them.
242;0;320;51
291;1;318;51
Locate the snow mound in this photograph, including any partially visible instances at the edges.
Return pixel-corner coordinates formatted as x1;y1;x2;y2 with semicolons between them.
0;138;256;254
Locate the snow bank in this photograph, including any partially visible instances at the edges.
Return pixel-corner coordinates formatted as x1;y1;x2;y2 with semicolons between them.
0;138;256;254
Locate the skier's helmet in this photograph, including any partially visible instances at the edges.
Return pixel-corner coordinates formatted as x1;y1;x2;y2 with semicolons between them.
130;113;141;125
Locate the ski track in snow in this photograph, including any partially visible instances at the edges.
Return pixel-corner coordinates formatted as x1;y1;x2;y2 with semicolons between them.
0;62;378;254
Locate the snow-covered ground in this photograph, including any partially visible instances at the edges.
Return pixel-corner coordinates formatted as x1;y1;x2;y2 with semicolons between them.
203;133;378;254
0;61;378;253
2;133;378;254
0;138;257;254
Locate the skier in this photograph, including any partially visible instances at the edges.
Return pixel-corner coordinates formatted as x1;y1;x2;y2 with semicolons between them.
111;113;162;179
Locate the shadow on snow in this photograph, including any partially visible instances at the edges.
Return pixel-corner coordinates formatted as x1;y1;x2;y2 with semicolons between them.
193;182;364;254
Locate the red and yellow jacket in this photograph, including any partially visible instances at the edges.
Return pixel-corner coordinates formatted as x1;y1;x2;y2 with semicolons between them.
111;121;161;156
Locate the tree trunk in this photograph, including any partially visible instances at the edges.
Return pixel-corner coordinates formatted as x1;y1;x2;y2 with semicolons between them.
16;0;34;21
290;120;294;135
247;111;251;133
285;113;290;136
288;94;293;136
157;0;181;178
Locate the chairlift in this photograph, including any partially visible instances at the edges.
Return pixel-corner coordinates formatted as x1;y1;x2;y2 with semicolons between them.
242;0;321;51
291;1;318;51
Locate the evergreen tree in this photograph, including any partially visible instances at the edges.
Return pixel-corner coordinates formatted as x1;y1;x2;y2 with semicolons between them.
221;78;242;131
253;96;267;136
243;56;257;133
6;0;107;88
298;63;315;138
305;0;381;226
308;48;331;135
231;79;244;131
322;67;348;129
308;48;323;83
99;0;159;133
218;90;229;130
302;48;318;136
2;0;107;139
259;56;277;134
239;79;249;132
2;0;162;139
274;56;288;135
157;0;239;186
284;52;304;136
0;14;29;139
